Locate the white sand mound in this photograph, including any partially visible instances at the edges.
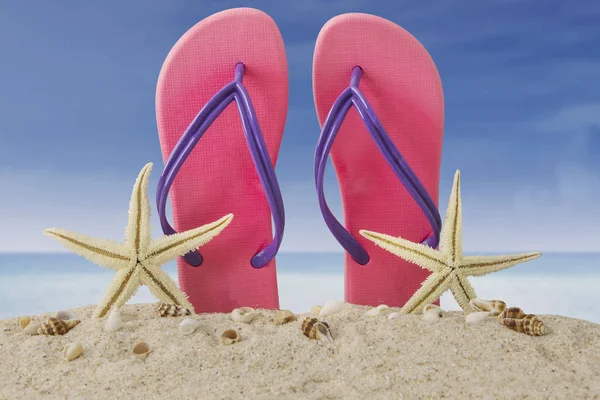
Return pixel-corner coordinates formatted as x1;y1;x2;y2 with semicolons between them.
1;304;599;399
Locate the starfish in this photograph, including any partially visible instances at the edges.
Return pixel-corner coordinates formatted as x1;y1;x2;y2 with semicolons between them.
360;170;541;314
44;163;233;318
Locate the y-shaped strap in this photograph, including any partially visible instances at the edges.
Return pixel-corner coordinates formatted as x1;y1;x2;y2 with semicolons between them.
314;67;442;265
156;63;285;268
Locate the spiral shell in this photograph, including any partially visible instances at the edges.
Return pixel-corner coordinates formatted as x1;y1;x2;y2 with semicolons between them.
63;342;83;361
221;329;241;345
273;310;296;325
319;300;345;318
469;299;507;316
302;317;333;343
502;314;549;336
131;341;151;359
497;307;526;322
38;318;80;335
157;303;191;317
105;307;124;333
231;307;256;323
364;304;389;317
179;317;202;335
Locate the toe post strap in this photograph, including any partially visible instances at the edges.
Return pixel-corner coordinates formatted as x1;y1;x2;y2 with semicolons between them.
157;63;285;268
314;67;442;265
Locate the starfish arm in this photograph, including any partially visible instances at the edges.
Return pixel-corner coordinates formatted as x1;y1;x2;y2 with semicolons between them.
146;214;234;265
460;252;541;277
125;163;153;257
448;272;478;312
44;228;129;270
439;170;463;261
399;271;453;314
92;266;142;318
139;263;195;314
359;230;447;273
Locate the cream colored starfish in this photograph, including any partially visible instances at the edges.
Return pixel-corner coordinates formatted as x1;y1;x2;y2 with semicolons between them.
360;170;541;314
44;163;233;318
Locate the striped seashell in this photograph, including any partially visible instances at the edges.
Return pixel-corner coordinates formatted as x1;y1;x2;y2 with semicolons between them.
302;317;333;343
38;318;80;336
502;314;549;336
156;303;191;317
497;307;526;322
469;299;507;316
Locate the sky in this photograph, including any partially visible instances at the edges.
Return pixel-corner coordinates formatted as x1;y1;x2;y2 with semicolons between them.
0;0;599;253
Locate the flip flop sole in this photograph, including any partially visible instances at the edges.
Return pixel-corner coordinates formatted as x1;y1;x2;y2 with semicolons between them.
313;13;444;307
156;8;287;313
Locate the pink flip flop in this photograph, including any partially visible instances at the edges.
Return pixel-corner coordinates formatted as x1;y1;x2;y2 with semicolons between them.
313;13;444;308
155;8;288;313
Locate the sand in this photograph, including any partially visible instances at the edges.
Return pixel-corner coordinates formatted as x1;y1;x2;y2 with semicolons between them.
1;304;599;400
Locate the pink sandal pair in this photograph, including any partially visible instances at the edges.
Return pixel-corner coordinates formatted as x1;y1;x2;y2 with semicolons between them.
156;8;444;313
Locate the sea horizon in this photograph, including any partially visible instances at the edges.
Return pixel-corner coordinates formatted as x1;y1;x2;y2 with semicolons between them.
0;252;598;324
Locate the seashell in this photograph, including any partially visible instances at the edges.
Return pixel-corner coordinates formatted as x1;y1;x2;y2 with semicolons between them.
131;341;151;359
423;304;443;314
38;318;80;335
23;322;42;335
179;317;202;335
502;314;549;336
364;304;390;317
497;307;526;322
55;310;73;321
273;310;296;325
319;300;345;318
469;299;507;316
310;305;322;315
465;311;491;324
221;329;241;345
387;312;403;320
231;307;256;323
157;303;191;317
63;342;83;361
422;304;443;322
18;316;32;330
302;317;334;344
105;307;124;333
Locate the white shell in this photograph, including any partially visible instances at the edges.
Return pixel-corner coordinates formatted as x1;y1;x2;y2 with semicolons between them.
364;304;390;317
387;312;403;320
105;307;124;332
23;321;42;335
63;342;83;361
319;300;345;318
310;305;322;315
179;317;202;335
422;304;442;322
55;310;73;321
465;311;491;324
230;307;256;323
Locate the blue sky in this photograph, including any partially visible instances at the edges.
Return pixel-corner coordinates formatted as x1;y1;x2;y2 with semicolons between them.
0;0;599;253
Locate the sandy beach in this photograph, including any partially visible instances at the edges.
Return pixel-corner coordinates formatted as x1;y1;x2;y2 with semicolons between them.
1;303;599;399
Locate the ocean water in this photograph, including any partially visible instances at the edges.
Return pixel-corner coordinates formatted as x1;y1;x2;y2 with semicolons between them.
0;252;598;323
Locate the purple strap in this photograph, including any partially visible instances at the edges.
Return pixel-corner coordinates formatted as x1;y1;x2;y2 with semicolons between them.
314;67;442;265
156;63;285;269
